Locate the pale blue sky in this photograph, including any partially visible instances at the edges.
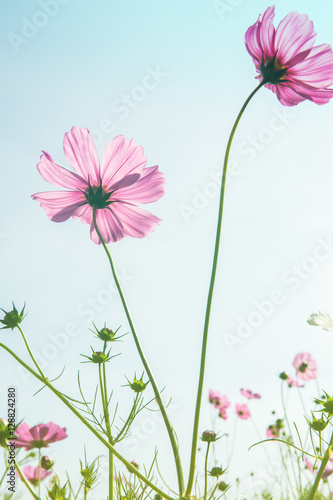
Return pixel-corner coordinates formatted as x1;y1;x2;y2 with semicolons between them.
1;1;333;497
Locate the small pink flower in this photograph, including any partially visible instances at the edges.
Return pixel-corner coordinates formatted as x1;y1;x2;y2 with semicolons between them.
235;403;251;420
245;6;333;106
16;422;67;450
240;389;261;400
218;407;228;420
18;465;52;486
208;390;230;410
286;377;305;388
293;352;318;381
32;127;165;244
266;426;279;438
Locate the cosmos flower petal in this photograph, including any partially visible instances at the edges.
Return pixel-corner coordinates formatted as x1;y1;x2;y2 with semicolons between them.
90;208;124;244
101;135;147;189
32;191;86;222
111;203;162;239
290;44;333;86
275;11;316;63
37;152;87;190
63;126;100;183
115;166;166;204
245;6;275;63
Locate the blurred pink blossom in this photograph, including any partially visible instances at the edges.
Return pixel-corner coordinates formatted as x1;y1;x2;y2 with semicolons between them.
18;465;52;486
286;377;304;388
240;389;261;399
293;352;318;381
235;403;251;420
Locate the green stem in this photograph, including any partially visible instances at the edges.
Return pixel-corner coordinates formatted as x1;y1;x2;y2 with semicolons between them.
102;363;114;500
0;342;174;500
308;431;333;500
17;326;45;378
38;449;41;498
280;382;299;494
185;81;265;496
204;442;211;500
16;462;40;500
92;209;184;497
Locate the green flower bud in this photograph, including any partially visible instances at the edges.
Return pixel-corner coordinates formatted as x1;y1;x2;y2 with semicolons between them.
0;303;26;331
279;372;289;381
41;456;54;470
47;481;70;500
218;481;228;492
201;430;217;443
308;414;328;432
209;466;224;477
154;495;162;500
91;351;108;364
126;374;149;393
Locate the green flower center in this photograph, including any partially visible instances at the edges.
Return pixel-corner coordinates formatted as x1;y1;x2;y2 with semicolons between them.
298;362;308;373
260;54;288;84
83;180;114;209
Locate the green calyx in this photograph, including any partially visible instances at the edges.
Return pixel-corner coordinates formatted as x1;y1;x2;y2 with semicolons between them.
0;302;26;330
314;392;333;416
126;373;149;393
83;180;114;209
91;322;123;342
260;54;288;85
209;466;225;477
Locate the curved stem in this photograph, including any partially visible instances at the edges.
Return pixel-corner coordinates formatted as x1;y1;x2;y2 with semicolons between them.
17;325;45;379
92;209;184;497
0;343;174;500
308;431;333;500
185;81;265;496
102;363;114;500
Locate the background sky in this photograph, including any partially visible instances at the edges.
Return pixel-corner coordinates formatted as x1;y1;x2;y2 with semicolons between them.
1;0;333;498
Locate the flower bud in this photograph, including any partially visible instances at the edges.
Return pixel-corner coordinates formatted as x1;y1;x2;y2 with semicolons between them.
91;351;108;364
41;456;54;470
0;303;26;330
201;430;217;442
218;481;228;492
98;327;116;342
209;466;224;477
279;372;289;381
154;495;162;500
309;414;328;432
126;374;149;393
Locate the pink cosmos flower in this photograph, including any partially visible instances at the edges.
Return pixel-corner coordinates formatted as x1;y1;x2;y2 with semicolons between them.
235;403;251;420
219;407;228;420
286;377;304;388
16;422;67;450
245;6;333;106
18;465;52;486
32;127;165;244
293;352;318;381
266;426;279;438
240;389;261;400
208;390;231;410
